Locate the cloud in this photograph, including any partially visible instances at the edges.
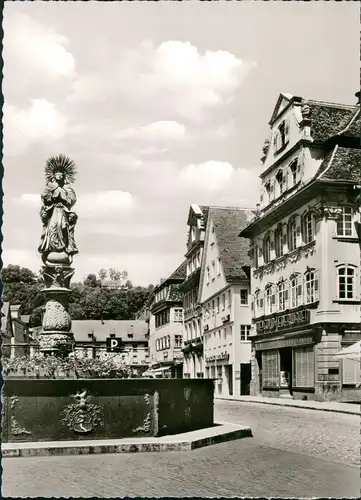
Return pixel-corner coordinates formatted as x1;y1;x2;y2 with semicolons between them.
77;191;133;218
117;120;186;142
18;190;134;219
69;40;255;121
179;160;234;191
4;13;75;79
3;99;68;156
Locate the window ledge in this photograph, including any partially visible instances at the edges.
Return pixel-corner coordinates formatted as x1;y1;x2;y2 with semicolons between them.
332;299;360;305
332;236;358;243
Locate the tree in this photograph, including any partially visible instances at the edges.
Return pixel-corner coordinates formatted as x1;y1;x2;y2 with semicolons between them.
98;268;107;281
2;265;37;284
83;274;99;288
108;268;116;281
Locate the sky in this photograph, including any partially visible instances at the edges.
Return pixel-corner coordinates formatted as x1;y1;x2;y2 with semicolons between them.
2;1;359;286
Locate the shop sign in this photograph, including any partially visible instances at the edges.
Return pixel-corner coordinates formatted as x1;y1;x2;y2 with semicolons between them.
205;352;229;362
255;335;314;351
256;309;311;334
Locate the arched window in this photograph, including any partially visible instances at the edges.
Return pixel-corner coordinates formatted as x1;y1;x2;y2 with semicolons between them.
305;269;319;304
288;218;297;251
337;265;355;299
263;234;271;264
337;206;353;237
303;212;314;244
265;284;276;315
276;169;286;195
277;280;289;312
275;224;284;258
290;273;303;308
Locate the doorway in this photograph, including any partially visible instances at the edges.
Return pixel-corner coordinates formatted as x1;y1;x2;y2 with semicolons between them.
240;363;251;395
279;347;292;395
256;352;262;394
226;365;233;395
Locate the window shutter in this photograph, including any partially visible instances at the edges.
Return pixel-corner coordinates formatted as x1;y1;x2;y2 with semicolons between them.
342;358;359;385
293;346;314;387
271;286;276;305
284;120;290;144
314;270;319;301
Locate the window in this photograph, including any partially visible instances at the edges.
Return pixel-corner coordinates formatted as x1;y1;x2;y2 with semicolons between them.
240;289;249;305
265;285;276;314
273;120;290;153
216;257;221;275
255;291;264;316
156;339;160;351
275;225;283;258
337;206;353;237
240;325;251;341
289;159;300;186
206;266;210;284
212;300;215;315
290;274;303;308
262;350;279;387
293;346;315;388
175;335;182;347
253;243;259;268
161;338;164;350
263;235;271;264
174;308;183;322
303;212;314;244
166;335;170;349
305;270;319;304
277;281;289;312
211;261;216;280
216;297;220;313
276;169;286;195
221;293;226;311
288;219;297;251
191;226;196;241
228;290;232;310
338;265;355;299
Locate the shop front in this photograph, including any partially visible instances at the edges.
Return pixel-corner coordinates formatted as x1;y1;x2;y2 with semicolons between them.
205;352;232;396
252;308;318;399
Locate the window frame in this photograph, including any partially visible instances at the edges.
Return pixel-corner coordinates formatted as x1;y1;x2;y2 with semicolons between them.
274;224;284;258
263;234;271;264
240;324;251;341
337;264;356;300
240;289;249;306
303;211;314;244
288;218;297;252
336;206;353;237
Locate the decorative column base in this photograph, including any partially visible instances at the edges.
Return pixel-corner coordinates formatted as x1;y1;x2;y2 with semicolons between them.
39;332;74;357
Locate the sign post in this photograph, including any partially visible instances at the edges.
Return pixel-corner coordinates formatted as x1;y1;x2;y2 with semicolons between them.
106;337;124;353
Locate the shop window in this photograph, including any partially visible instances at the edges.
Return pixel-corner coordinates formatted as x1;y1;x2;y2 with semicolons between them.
293;346;315;388
240;325;251;341
342;357;361;385
337;265;356;299
336;206;353;237
305;269;319;304
303;212;314;244
262;350;279;387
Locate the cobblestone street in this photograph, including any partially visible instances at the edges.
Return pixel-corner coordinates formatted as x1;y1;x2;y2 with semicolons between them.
3;401;360;498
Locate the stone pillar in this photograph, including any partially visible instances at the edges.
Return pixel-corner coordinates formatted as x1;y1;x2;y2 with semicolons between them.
37;154;79;357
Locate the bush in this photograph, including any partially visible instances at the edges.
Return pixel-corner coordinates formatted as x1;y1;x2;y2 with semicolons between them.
2;356;131;379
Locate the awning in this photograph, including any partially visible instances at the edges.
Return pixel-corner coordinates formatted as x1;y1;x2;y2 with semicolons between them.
335;340;361;360
142;366;172;376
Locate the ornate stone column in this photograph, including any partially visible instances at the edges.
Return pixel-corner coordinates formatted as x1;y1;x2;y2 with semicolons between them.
38;155;79;357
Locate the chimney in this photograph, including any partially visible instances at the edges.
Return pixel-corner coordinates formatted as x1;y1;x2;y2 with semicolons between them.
355;91;360;105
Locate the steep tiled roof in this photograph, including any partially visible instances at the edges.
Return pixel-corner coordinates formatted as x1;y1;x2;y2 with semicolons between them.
168;260;187;281
210;207;253;282
316;145;361;182
72;320;148;343
306;101;358;142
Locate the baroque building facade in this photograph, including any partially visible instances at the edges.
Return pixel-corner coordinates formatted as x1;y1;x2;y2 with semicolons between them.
181;205;209;378
198;207;254;397
240;92;361;402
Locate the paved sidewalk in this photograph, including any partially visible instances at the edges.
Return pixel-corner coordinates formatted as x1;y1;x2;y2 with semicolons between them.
215;395;360;415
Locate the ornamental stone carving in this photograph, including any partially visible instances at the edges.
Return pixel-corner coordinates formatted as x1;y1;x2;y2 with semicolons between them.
323;206;343;220
38;154;78;357
301;102;311;119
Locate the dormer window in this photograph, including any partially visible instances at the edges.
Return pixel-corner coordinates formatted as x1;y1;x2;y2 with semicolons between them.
273;119;290;153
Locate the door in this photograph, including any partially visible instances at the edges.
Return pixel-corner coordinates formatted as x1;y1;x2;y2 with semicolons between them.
227;365;233;395
240;363;251;395
279;347;292;395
